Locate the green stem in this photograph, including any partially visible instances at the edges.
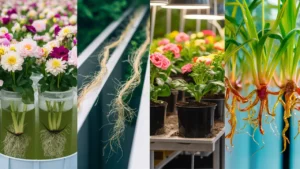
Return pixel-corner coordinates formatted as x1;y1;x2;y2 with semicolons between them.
19;104;27;133
11;72;16;86
56;102;65;129
10;102;19;134
52;112;57;130
48;112;53;130
57;74;61;89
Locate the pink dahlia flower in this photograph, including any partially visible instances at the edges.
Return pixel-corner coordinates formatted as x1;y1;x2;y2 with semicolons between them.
0;38;10;46
17;38;38;58
68;46;77;66
32;20;47;32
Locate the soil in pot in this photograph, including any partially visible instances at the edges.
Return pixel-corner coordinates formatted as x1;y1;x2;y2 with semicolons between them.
150;101;167;135
177;101;216;138
158;90;178;115
202;94;225;121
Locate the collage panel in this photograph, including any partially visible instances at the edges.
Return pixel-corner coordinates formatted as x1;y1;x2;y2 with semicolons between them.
150;0;225;168
0;0;78;169
225;0;300;169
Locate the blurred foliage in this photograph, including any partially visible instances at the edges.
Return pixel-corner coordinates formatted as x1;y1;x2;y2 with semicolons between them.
78;0;128;53
154;8;224;38
78;0;149;54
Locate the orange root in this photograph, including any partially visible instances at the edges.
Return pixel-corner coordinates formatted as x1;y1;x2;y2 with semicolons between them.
225;96;237;146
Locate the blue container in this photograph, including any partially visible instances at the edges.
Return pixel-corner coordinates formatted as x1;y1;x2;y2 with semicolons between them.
0;153;77;169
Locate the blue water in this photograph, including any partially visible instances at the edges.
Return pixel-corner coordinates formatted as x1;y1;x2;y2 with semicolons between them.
225;88;283;169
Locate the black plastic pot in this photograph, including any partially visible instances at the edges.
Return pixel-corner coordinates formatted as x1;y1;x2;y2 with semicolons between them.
177;102;216;138
158;90;178;115
202;98;225;121
177;91;185;102
150;101;167;135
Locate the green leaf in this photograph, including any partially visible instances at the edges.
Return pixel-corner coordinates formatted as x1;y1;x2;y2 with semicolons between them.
156;77;164;86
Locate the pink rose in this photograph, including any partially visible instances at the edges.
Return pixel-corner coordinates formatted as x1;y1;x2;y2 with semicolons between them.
202;30;216;37
150;52;171;70
0;38;10;46
175;32;189;43
163;43;180;58
68;46;77;66
0;80;3;87
32;20;46;32
158;38;170;46
181;63;193;74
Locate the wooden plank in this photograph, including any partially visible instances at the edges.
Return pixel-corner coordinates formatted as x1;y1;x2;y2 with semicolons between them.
150;128;225;144
150;142;215;152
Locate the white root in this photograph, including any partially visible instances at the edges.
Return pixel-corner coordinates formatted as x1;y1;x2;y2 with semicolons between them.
3;126;30;158
106;20;150;153
40;129;68;158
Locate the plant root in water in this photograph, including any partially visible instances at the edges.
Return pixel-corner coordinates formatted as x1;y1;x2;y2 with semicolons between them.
40;129;68;158
3;126;30;158
107;20;150;153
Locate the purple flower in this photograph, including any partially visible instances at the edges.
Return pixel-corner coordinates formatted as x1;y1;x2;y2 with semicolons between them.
73;38;77;45
7;8;17;16
50;46;69;61
0;33;13;41
0;38;10;46
54;26;61;36
29;19;33;24
54;13;61;18
1;17;10;25
30;3;37;8
25;25;37;34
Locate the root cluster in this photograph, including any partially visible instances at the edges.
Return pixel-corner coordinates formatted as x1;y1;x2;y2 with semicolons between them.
40;129;68;158
225;78;300;152
3;127;30;158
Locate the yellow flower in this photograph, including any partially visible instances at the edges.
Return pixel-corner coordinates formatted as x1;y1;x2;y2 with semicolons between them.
185;41;190;47
197;32;204;38
169;31;179;39
9;45;16;52
53;18;57;23
0;46;8;58
194;39;205;46
190;34;197;40
206;36;215;44
206;54;216;60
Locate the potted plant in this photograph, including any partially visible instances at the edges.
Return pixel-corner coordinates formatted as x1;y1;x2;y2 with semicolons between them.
150;52;172;135
37;27;77;159
151;38;182;115
172;55;224;138
201;53;225;121
0;44;35;159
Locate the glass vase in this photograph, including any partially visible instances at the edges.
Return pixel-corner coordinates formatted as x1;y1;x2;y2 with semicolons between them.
37;89;77;159
0;90;36;159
